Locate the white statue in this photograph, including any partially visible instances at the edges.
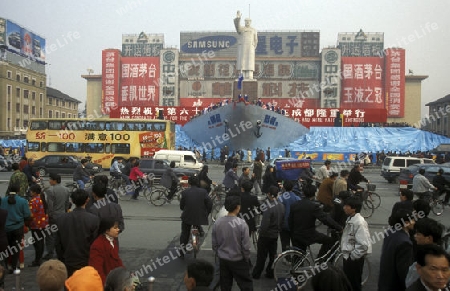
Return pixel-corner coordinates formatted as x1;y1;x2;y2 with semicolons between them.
234;10;258;80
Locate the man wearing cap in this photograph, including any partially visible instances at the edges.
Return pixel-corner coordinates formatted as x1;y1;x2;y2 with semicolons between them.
317;172;339;212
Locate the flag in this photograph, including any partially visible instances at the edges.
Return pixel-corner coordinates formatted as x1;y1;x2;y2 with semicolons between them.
237;74;244;89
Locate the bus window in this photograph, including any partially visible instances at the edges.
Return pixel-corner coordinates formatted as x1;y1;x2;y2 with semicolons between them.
111;143;130;154
65;143;83;153
67;121;84;130
146;123;156;131
47;142;65;152
30;121;47;130
28;142;40;151
105;144;111;153
105;123;111;131
85;122;96;130
85;143;105;153
115;122;125;131
136;123;145;131
41;142;47;152
125;123;135;131
48;121;63;130
95;122;105;130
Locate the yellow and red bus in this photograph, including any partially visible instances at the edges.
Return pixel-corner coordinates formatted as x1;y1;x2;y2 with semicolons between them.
26;118;175;168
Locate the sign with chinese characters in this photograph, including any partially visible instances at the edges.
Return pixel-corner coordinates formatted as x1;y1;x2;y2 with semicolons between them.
121;32;164;57
159;49;179;106
109;105;386;127
178;97;320;109
341;57;385;109
337;31;384;57
102;49;121;114
321;48;341;107
259;80;320;99
120;57;160;106
179;80;235;99
384;48;405;117
180;31;319;58
138;131;167;157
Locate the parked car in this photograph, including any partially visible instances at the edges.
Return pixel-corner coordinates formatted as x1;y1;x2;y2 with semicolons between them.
138;158;199;181
381;156;435;183
32;155;102;177
153;150;203;170
398;164;450;193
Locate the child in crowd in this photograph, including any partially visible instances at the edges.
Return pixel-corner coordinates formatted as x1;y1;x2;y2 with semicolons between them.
89;217;124;284
28;184;49;267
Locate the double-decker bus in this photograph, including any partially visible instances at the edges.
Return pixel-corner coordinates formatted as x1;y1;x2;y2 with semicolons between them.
26;118;175;168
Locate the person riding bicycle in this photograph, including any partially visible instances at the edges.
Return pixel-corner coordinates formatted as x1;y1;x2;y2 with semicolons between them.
222;163;239;191
347;164;369;193
73;158;93;190
432;168;450;204
198;165;213;193
412;168;436;201
289;182;343;259
161;161;179;202
179;176;213;258
109;158;130;184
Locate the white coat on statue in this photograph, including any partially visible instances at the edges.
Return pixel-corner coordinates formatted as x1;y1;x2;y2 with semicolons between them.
234;11;257;79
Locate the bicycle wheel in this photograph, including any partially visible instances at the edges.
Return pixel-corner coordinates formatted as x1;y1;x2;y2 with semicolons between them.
333;254;371;286
117;185;131;201
150;189;167;206
360;199;374;218
431;200;444;216
368;192;381;209
273;250;312;288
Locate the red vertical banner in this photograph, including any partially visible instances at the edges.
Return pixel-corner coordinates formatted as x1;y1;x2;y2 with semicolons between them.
341;57;385;109
384;48;405;117
102;49;121;114
120;57;160;107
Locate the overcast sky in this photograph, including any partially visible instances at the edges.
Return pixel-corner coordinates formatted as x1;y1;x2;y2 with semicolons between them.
2;0;449;117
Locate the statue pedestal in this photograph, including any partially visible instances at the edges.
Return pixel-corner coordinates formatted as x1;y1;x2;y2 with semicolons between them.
233;79;258;103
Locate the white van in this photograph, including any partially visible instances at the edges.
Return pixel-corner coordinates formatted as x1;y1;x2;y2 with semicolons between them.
381;156;435;183
153;150;203;170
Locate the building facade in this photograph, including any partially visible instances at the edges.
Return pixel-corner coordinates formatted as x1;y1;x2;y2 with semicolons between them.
424;94;450;137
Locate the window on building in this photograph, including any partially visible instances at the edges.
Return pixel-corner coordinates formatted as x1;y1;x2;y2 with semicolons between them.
23;105;29;114
56;99;59;106
16;119;20;128
23;120;28;128
32;79;36;86
48;110;53;118
7;102;10;110
32;106;36;115
62;112;66;118
7;71;12;79
40;81;43;87
48;98;52;105
40;108;43;117
7;85;11;98
23;76;29;83
39;93;43;102
62;101;65;107
23;89;29;99
7;118;10;130
16;88;20;98
16;74;21;82
16;104;20;113
68;113;71;118
32;92;36;100
56;111;59;118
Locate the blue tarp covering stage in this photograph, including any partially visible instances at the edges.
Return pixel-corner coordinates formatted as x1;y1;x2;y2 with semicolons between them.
176;126;450;161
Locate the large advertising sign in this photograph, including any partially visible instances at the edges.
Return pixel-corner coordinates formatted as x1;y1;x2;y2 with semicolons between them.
121;32;164;57
109;105;386;127
321;48;341;107
2;19;46;63
180;31;319;58
159;49;179;106
119;57;160;106
101;49;121;114
341;57;385;109
384;48;405;117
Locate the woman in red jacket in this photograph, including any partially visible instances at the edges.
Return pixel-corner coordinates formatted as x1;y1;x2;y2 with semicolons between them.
89;217;123;284
129;161;146;200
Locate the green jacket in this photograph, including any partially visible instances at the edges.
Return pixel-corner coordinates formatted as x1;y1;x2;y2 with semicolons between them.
6;171;29;197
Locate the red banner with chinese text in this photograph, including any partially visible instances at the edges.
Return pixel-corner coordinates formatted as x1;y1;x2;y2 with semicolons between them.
384;49;405;117
101;49;121;114
341;57;385;109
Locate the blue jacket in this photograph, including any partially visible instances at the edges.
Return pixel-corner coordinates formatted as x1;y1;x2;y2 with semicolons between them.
278;191;300;230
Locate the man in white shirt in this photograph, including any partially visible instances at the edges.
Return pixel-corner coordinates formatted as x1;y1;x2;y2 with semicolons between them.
412;168;436;200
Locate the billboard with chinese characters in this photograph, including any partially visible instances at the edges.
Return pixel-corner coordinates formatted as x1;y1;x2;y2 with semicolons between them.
180;31;319;58
321;48;341;107
101;49;121;114
1;19;46;63
159;49;179;106
121;32;164;57
120;57;160;106
337;30;384;57
384;48;405;117
341;57;385;109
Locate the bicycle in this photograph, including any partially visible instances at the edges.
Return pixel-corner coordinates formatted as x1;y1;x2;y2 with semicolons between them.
116;176;159;201
364;183;381;209
149;183;185;206
426;190;447;216
353;189;375;219
209;184;226;222
66;179;93;193
273;238;371;288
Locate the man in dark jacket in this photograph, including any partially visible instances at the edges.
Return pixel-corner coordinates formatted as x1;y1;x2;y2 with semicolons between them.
55;189;99;276
252;157;263;195
378;209;416;291
179;176;212;257
88;183;124;232
252;186;284;279
161;161;179;201
289;183;342;258
348;164;369;191
239;180;260;236
389;189;414;226
432;168;450;204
